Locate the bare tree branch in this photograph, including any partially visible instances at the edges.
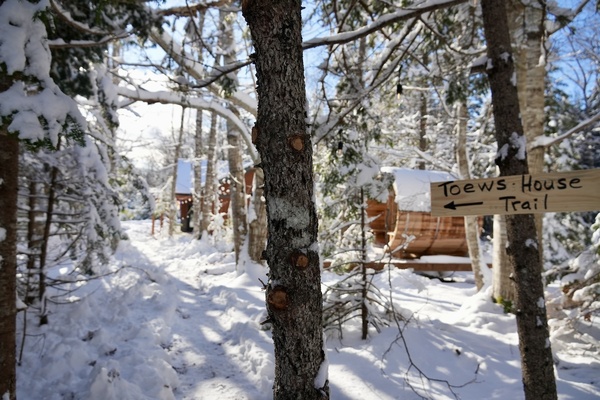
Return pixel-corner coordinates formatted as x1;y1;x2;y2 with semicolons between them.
149;28;258;116
115;83;259;161
302;0;468;50
529;112;600;150
157;0;235;17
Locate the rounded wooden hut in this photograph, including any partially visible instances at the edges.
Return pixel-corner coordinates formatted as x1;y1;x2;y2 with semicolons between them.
366;168;469;259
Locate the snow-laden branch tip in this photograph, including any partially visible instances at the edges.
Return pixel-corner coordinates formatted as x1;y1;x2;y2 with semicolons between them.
529;112;600;150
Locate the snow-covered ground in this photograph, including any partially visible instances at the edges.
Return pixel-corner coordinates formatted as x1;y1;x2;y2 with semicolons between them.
17;221;600;399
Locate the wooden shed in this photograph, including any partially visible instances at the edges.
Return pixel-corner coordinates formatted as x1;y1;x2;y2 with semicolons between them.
366;168;469;259
174;159;255;233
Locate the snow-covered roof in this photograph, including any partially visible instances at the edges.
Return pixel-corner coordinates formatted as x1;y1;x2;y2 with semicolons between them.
176;159;194;195
380;167;457;212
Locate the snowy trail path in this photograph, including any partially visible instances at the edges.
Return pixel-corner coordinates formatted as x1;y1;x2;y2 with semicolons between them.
17;220;600;400
120;222;273;400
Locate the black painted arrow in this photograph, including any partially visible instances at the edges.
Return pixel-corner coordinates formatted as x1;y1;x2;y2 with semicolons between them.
444;201;484;210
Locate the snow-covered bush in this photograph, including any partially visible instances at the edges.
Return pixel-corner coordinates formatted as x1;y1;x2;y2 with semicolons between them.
552;213;600;319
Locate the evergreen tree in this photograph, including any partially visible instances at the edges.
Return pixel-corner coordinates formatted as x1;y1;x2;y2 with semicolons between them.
0;1;86;397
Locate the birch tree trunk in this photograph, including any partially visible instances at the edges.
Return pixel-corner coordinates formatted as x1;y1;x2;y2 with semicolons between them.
220;10;248;264
191;11;206;237
456;102;486;290
507;0;547;258
481;1;557;398
507;0;546;175
492;213;515;303
200;112;218;237
248;168;267;263
225;124;248;263
243;0;328;397
419;94;428;170
193;109;204;235
0;69;18;400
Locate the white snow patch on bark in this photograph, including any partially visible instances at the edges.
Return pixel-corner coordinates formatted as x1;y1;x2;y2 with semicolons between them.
525;238;538;249
270;197;310;231
314;333;329;391
497;143;509;161
510;132;527;160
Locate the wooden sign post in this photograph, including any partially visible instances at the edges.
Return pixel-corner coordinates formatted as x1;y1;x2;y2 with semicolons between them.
431;169;600;217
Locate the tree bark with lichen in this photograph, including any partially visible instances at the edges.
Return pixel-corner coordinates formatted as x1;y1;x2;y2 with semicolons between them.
242;0;328;398
481;1;557;399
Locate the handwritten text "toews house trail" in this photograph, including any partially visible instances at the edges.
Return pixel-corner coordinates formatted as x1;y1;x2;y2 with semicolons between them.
430;169;600;217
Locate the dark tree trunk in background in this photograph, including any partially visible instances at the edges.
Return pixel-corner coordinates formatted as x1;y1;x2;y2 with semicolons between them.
242;1;328;398
481;1;557;399
38;159;60;326
0;69;18;400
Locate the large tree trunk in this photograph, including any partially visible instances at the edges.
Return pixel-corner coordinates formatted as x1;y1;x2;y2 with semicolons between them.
507;0;547;259
242;1;328;398
481;1;557;399
0;71;19;400
456;102;486;291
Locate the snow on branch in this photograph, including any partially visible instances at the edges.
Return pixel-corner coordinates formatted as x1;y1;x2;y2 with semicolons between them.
116;84;258;161
303;0;468;50
48;36;129;49
157;0;234;17
529;113;600;150
0;0;86;146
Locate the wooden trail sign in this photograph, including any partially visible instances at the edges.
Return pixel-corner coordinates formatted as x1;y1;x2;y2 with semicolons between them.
430;169;600;217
